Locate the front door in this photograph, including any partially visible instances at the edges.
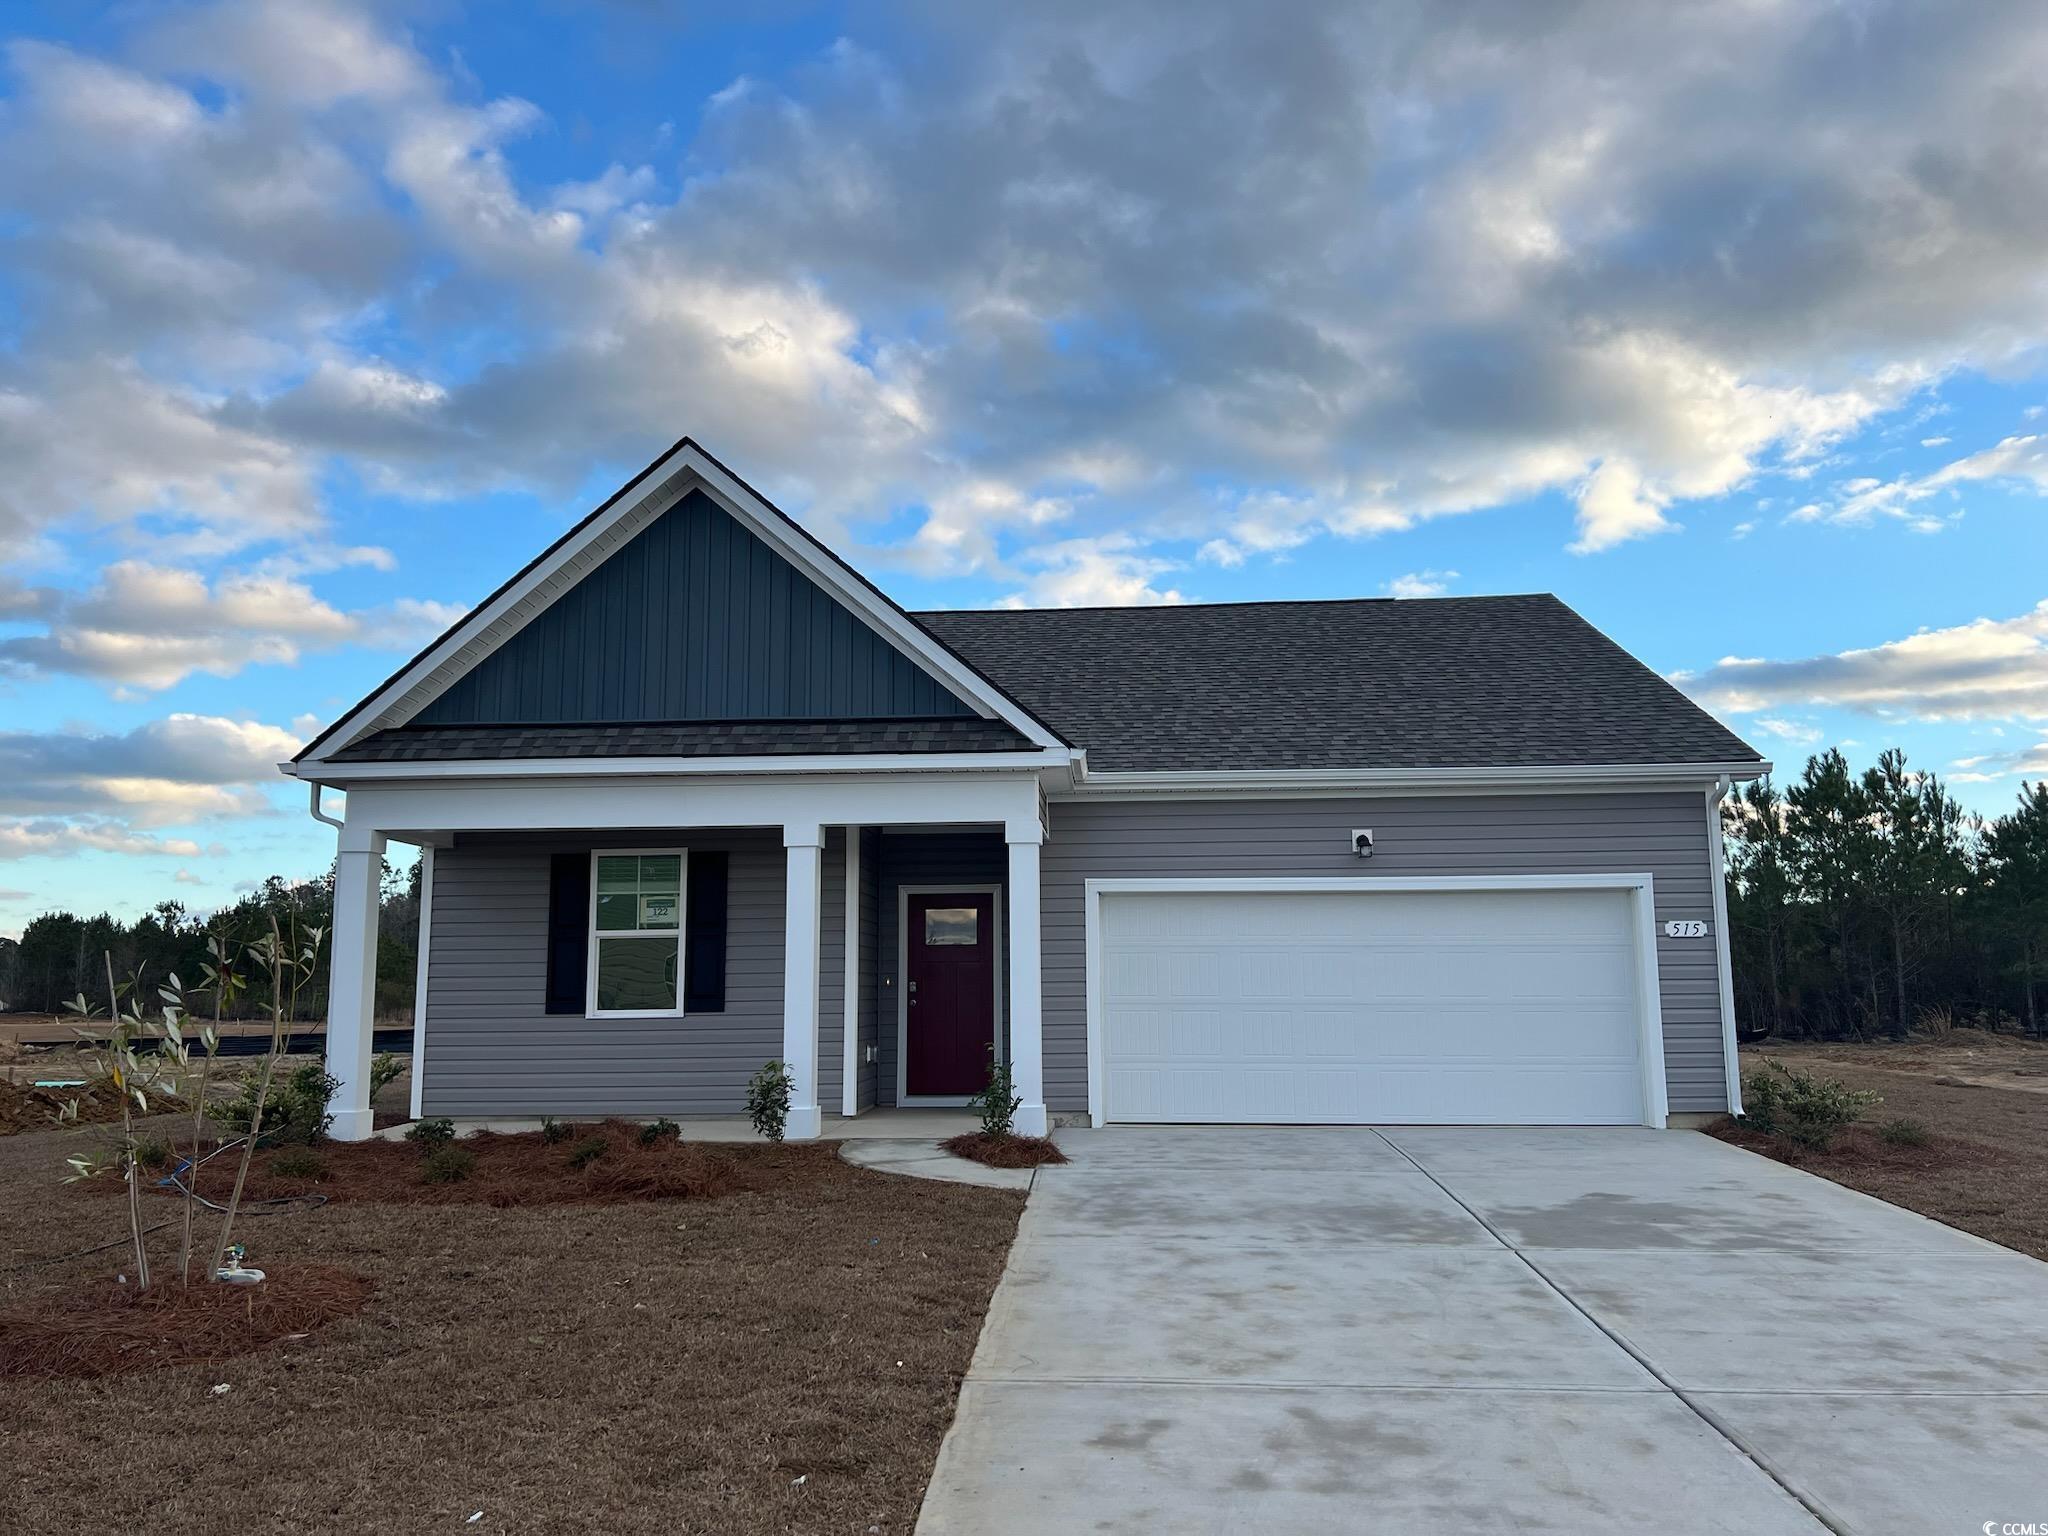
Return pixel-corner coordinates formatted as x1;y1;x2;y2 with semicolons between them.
905;891;998;1098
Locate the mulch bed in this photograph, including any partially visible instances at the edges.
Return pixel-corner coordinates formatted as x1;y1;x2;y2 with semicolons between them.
1720;1047;2048;1261
0;1076;185;1137
118;1119;854;1208
0;1265;374;1379
941;1131;1068;1168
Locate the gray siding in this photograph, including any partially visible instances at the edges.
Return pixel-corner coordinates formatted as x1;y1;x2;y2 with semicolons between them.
418;489;974;725
874;830;1008;1107
1040;792;1730;1115
857;827;881;1110
421;828;845;1118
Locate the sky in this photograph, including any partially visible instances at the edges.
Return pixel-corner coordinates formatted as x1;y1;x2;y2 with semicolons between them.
2;0;2047;941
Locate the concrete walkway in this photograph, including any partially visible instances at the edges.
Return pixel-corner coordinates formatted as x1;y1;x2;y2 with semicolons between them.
918;1126;2048;1534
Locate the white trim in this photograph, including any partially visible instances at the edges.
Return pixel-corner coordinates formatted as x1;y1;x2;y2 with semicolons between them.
584;848;689;1019
1063;761;1770;799
1707;778;1744;1116
1082;874;1669;1131
840;828;862;1119
782;831;826;1140
297;442;1061;762
895;883;1004;1108
409;843;434;1120
1004;832;1047;1139
287;748;1074;784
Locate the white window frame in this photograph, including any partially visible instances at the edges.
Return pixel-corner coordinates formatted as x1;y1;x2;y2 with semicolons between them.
586;847;689;1019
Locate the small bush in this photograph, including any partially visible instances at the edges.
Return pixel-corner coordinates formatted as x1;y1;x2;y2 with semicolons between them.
134;1138;171;1172
639;1117;680;1146
746;1060;793;1143
1877;1117;1931;1148
405;1118;456;1150
269;1146;327;1180
541;1117;571;1145
567;1136;609;1170
368;1052;406;1098
968;1050;1023;1140
420;1145;476;1184
1743;1058;1880;1150
211;1062;341;1146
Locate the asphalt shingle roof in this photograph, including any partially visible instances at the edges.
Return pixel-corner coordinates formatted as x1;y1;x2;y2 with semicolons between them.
915;594;1761;773
327;717;1036;763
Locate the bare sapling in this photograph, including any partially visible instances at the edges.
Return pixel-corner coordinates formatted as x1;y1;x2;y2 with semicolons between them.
163;934;236;1285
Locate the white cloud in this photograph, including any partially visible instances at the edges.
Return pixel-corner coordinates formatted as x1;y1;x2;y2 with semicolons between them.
996;535;1186;608
1683;602;2048;722
1921;436;1951;447
1754;717;1824;747
1384;570;1458;599
0;822;205;860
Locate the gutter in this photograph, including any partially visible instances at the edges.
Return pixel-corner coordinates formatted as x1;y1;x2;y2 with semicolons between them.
1064;760;1772;796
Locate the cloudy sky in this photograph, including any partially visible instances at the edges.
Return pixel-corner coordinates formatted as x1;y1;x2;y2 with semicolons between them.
3;0;2047;939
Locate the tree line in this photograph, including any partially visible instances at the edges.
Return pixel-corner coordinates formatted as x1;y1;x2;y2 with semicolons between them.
1;861;423;1022
1723;748;2048;1040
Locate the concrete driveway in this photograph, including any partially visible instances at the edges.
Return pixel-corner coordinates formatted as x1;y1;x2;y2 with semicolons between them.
918;1126;2048;1535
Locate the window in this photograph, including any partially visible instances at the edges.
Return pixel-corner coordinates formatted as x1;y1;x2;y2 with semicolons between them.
924;906;979;946
589;851;686;1015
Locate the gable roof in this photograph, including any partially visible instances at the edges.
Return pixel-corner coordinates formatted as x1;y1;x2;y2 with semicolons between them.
293;438;1066;765
916;595;1763;775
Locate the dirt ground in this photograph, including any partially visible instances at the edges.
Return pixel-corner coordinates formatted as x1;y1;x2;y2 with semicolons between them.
1729;1038;2048;1262
0;1115;1025;1535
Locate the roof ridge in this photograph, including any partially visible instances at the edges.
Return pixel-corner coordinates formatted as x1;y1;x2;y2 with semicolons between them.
912;592;1557;618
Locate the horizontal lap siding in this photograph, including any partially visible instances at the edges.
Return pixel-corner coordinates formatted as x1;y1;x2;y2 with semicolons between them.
1041;792;1728;1116
857;828;881;1111
422;828;839;1118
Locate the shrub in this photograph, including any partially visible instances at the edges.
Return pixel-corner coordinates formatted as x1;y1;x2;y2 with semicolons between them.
746;1060;793;1143
968;1051;1023;1140
1877;1117;1931;1148
368;1052;407;1098
540;1117;571;1145
270;1146;327;1180
135;1138;172;1172
1743;1059;1880;1150
420;1145;476;1184
567;1135;609;1170
211;1061;341;1146
405;1117;456;1150
639;1117;680;1146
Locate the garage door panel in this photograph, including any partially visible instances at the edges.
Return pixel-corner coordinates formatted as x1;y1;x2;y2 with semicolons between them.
1099;888;1647;1126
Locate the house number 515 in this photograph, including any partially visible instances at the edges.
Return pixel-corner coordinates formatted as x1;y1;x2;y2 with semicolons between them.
1664;919;1710;938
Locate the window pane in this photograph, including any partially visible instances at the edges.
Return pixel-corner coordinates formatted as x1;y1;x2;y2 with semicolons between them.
595;892;639;932
638;892;679;929
637;855;681;895
595;937;678;1011
596;855;640;893
924;906;978;945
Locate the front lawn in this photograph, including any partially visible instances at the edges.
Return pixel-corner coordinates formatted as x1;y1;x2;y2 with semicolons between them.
0;1118;1024;1535
1714;1043;2048;1262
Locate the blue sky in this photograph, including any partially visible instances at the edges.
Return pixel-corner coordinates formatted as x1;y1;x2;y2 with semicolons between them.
3;0;2048;941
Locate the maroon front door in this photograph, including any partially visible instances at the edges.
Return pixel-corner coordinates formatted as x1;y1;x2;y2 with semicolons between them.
905;892;998;1097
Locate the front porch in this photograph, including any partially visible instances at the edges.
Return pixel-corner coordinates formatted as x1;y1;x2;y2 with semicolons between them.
368;1106;994;1143
320;768;1049;1143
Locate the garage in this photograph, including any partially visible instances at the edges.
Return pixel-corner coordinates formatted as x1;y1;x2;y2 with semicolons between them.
1087;877;1665;1127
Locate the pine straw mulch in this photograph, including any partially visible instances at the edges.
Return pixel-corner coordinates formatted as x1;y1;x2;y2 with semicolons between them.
940;1131;1069;1168
0;1075;186;1137
103;1119;859;1209
2;1116;1026;1535
0;1265;373;1379
1713;1048;2048;1261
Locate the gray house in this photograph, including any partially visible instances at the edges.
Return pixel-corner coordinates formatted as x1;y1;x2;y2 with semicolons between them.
289;439;1766;1141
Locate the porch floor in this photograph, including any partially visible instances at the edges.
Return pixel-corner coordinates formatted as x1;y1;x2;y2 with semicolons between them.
374;1106;985;1143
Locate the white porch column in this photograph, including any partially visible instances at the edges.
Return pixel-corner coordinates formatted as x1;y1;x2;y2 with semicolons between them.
840;827;863;1118
782;822;826;1141
325;823;386;1142
1006;819;1048;1138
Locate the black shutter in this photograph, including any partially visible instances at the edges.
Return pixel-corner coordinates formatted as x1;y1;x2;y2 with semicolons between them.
683;851;728;1012
544;853;589;1015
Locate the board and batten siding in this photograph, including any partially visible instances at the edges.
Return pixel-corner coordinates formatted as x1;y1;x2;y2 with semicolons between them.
1039;791;1730;1116
420;829;846;1118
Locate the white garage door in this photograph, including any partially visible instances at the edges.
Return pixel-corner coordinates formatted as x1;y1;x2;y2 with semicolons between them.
1097;885;1651;1125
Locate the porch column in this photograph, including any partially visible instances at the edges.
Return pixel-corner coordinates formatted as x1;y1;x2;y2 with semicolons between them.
782;822;825;1141
325;823;386;1142
840;827;863;1118
1006;821;1048;1138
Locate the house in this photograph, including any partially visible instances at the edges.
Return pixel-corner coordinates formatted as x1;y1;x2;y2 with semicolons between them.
286;438;1767;1141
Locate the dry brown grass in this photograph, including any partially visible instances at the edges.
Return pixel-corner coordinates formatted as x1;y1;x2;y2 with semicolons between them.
1722;1044;2048;1262
0;1116;1025;1534
940;1132;1068;1169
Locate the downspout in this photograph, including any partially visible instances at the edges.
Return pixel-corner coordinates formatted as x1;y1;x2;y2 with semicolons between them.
1707;775;1744;1116
307;781;344;832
